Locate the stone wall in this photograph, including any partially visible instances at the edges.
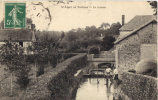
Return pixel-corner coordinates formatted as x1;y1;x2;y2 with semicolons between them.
121;71;157;100
117;22;157;71
22;53;87;100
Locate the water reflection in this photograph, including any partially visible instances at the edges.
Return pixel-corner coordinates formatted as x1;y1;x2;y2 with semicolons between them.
75;78;115;100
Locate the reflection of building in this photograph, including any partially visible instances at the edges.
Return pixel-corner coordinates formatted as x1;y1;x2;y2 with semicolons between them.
0;24;36;54
114;15;157;73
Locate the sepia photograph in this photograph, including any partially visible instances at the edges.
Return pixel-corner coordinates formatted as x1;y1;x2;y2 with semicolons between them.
0;1;157;100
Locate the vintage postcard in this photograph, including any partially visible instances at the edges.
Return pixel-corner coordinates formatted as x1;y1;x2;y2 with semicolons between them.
0;1;157;100
5;3;26;28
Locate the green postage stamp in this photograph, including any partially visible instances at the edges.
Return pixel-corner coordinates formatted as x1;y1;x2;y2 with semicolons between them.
5;3;26;28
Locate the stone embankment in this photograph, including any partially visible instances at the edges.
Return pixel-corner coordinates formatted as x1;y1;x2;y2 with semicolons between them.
120;71;157;100
22;53;87;100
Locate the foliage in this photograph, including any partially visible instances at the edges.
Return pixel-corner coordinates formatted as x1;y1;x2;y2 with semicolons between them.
36;60;45;77
72;49;88;53
26;18;33;23
61;22;121;51
25;55;35;64
148;1;157;15
16;64;31;89
28;31;61;69
0;39;24;71
60;31;65;39
47;53;87;99
48;71;74;99
62;53;76;60
65;30;78;42
107;22;122;35
67;42;80;52
89;47;100;54
99;22;110;30
101;35;116;51
0;38;30;90
59;40;67;49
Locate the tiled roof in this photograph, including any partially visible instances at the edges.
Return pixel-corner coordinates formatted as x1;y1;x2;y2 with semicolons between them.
120;15;157;31
115;16;157;44
0;29;33;42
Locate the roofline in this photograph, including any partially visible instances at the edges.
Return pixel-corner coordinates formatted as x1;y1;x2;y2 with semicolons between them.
114;18;157;44
119;15;157;31
119;30;133;31
0;40;33;42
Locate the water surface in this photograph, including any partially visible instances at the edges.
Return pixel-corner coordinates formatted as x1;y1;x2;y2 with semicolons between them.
75;78;115;100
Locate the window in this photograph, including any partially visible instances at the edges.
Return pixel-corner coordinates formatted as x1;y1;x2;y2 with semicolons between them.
19;42;23;47
140;44;157;60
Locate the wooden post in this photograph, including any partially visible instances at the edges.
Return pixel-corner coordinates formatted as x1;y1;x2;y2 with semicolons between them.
115;46;118;69
35;59;37;80
10;61;13;96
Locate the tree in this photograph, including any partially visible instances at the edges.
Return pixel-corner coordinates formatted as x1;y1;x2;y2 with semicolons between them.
89;47;100;54
109;22;122;35
65;30;78;42
148;1;157;15
26;18;33;23
101;36;116;51
99;22;110;30
0;36;30;94
67;41;80;52
28;31;61;70
60;31;65;39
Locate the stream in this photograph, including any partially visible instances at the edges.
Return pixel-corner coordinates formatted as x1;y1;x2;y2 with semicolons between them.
74;77;118;100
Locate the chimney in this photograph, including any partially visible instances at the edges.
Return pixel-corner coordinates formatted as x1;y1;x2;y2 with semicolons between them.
31;24;36;42
122;15;125;26
31;24;35;31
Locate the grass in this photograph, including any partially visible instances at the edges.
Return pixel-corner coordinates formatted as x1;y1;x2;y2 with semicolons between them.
0;63;51;100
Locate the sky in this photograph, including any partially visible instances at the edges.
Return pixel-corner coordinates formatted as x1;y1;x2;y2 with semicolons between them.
0;1;155;32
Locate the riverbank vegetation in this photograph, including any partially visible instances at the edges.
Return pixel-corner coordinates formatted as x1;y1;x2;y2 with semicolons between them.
0;20;121;99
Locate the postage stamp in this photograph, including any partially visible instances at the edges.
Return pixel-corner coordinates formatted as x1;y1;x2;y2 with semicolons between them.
5;3;26;28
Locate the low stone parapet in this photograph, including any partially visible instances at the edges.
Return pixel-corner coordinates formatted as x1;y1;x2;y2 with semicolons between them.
22;53;87;100
121;71;157;100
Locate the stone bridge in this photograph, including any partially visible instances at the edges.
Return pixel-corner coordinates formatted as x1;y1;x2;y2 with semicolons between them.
87;53;115;68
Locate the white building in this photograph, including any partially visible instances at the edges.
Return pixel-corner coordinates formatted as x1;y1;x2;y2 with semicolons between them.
0;24;36;54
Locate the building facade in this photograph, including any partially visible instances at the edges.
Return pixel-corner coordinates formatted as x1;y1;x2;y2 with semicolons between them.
0;24;36;54
114;15;157;73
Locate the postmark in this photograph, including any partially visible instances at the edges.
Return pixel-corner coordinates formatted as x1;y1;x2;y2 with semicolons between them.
5;3;26;28
26;2;51;31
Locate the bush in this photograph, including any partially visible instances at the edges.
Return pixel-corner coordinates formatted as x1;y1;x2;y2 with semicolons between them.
89;47;99;54
67;43;80;52
62;53;76;60
101;35;115;51
36;64;44;77
72;49;88;53
16;65;31;90
47;70;74;99
25;55;35;64
47;53;87;99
